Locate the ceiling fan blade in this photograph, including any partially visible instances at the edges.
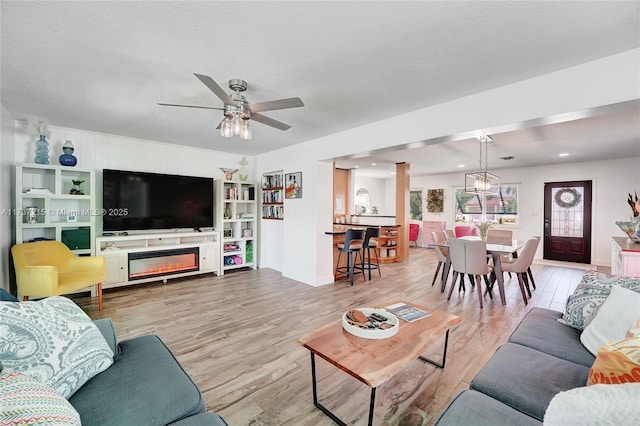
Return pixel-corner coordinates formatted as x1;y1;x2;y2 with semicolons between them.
249;97;304;113
157;103;225;110
251;113;291;131
194;73;233;104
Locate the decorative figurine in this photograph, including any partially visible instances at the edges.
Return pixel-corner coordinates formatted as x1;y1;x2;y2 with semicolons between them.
59;140;77;166
70;179;85;195
220;168;239;180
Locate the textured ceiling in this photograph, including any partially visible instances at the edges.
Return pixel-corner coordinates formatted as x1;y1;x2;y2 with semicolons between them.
2;1;640;167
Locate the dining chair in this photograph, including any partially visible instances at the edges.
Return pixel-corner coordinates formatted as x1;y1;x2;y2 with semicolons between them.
335;228;365;286
454;225;478;238
502;236;540;291
444;229;456;240
486;228;514;270
430;231;449;287
447;238;493;308
486;229;513;245
501;237;539;304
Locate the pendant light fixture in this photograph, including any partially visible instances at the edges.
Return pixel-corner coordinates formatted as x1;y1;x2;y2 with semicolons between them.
465;135;500;195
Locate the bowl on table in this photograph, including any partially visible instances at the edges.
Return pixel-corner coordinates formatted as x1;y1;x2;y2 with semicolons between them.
615;220;640;243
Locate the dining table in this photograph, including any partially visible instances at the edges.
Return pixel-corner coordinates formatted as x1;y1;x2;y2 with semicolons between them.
433;236;525;305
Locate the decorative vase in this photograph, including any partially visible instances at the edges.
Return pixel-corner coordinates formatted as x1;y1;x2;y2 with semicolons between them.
34;135;50;164
59;140;77;167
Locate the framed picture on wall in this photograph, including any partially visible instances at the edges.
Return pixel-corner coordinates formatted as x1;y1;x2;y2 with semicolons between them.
410;189;423;220
427;189;444;213
285;172;302;199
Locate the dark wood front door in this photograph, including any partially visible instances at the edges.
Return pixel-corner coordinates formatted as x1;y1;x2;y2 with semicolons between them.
543;180;592;264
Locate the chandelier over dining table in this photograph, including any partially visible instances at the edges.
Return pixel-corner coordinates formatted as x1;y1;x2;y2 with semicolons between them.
465;135;500;195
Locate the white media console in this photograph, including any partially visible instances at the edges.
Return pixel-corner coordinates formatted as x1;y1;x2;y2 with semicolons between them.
96;231;220;289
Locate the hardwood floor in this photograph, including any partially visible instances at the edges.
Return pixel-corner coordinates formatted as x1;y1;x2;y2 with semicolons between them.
75;248;600;425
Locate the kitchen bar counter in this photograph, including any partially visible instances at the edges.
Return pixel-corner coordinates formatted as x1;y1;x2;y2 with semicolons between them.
327;225;402;278
325;224;401;235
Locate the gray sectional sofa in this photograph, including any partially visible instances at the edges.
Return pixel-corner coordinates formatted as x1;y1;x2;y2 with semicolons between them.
74;318;228;426
0;288;226;426
434;307;595;425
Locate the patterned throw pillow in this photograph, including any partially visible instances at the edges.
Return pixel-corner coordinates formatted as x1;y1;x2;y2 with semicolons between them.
0;296;114;399
558;270;640;330
587;318;640;385
0;371;81;425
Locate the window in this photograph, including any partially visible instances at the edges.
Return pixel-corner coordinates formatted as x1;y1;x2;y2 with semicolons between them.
454;185;519;224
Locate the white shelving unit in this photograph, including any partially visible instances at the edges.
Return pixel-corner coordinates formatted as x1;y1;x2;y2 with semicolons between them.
15;163;96;255
215;180;257;274
96;231;220;289
261;171;284;220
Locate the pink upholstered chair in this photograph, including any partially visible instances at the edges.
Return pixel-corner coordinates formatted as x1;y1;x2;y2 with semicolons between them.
454;225;478;237
409;224;419;247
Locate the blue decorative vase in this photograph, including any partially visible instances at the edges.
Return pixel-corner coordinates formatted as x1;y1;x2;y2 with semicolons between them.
34;135;50;164
59;140;77;167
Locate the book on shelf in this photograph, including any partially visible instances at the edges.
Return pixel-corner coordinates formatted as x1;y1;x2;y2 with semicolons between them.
384;302;431;323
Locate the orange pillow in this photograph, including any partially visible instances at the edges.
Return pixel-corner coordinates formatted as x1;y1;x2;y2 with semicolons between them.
588;320;640;385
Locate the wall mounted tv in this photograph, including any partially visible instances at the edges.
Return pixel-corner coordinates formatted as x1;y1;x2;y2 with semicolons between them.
102;169;214;232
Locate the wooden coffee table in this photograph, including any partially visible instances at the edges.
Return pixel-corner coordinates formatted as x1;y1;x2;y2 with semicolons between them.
299;301;461;426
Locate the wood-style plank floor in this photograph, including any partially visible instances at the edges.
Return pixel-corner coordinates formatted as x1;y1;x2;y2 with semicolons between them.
75;248;603;425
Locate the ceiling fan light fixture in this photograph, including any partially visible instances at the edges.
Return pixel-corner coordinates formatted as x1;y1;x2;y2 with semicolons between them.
240;121;252;140
221;117;233;138
232;115;243;135
160;74;303;139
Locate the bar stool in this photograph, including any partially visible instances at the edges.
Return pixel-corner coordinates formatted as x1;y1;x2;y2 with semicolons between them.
363;227;381;280
335;228;365;286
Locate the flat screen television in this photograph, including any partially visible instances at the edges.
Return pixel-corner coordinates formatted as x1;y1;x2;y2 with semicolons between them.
102;169;214;232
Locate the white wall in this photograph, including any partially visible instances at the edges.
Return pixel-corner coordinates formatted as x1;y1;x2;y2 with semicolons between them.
1;104;16;292
413;157;640;266
255;48;639;285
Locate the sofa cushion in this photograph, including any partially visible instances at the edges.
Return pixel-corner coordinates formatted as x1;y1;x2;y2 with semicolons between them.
433;390;541;426
588;334;640;385
0;296;114;399
93;318;119;355
544;383;640;425
508;308;594;367
0;371;81;425
470;343;590;421
69;335;205;425
580;286;640;355
558;270;640;330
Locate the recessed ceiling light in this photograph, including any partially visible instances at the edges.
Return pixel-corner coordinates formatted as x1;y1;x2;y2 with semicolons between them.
354;165;359;168
390;172;395;175
558;153;569;157
457;164;465;168
371;163;377;166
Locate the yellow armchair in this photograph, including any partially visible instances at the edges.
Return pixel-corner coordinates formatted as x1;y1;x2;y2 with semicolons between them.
11;241;106;310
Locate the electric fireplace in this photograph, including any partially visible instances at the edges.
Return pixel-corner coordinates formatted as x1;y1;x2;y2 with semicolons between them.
128;247;199;280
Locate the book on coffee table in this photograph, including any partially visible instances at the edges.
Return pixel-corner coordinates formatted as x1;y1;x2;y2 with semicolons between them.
384;302;431;323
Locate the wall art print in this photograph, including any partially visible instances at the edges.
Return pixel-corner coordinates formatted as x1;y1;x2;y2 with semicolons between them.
285;172;302;199
427;189;444;213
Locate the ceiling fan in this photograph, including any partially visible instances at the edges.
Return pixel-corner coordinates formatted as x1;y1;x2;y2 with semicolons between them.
158;73;304;139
